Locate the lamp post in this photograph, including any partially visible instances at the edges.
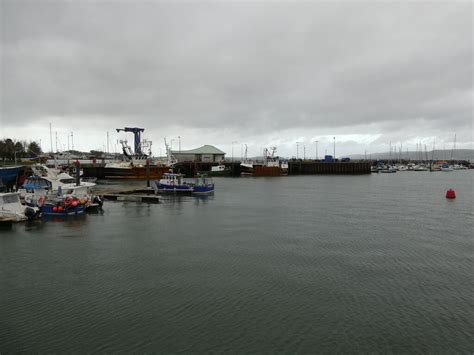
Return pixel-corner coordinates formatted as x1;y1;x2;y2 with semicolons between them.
178;136;181;152
333;137;336;159
303;145;306;160
296;142;301;159
314;140;318;160
231;141;237;162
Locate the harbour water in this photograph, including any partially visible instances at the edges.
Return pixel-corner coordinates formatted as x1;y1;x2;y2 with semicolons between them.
1;172;473;352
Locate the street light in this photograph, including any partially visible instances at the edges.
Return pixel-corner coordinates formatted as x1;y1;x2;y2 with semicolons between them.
231;141;237;162
313;140;318;160
296;142;301;159
178;136;181;152
333;137;336;159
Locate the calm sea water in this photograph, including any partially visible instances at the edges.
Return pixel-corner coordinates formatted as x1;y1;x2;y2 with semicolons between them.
1;172;473;353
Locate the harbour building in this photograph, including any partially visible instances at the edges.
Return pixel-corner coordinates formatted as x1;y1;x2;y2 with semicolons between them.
171;145;226;163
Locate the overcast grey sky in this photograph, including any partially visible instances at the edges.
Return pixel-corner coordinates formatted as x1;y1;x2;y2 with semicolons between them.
1;0;472;158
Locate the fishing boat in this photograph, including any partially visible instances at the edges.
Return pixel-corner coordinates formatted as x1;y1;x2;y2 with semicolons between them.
240;144;255;176
245;147;288;177
39;195;88;216
0;192;38;222
209;164;231;177
103;129;175;179
152;172;214;194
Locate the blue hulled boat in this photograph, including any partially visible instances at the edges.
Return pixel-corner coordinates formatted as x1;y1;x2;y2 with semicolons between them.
0;166;22;189
40;196;88;216
152;172;214;194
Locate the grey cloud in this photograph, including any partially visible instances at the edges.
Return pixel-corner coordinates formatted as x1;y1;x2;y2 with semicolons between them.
1;1;472;153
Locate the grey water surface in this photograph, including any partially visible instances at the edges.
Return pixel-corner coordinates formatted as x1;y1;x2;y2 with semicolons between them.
1;172;473;353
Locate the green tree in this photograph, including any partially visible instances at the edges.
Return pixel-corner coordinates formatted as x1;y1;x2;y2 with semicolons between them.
3;139;15;160
28;141;42;156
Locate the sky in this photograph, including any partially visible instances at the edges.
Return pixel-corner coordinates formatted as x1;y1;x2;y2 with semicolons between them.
1;0;472;158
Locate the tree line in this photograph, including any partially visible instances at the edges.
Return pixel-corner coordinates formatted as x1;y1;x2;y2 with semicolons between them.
0;138;43;161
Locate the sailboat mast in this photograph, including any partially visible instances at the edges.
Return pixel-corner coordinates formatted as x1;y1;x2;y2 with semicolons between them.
49;123;53;153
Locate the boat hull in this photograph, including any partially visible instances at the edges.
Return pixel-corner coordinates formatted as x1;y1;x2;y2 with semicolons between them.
40;204;86;216
0;166;22;187
192;184;215;194
253;166;284;176
104;166;170;179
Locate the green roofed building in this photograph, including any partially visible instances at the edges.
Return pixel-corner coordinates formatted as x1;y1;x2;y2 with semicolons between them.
171;145;226;163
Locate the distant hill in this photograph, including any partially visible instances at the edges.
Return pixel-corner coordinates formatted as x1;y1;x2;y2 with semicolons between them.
348;149;474;161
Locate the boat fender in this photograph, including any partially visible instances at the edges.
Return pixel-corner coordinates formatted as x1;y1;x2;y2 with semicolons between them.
37;196;46;207
64;196;73;206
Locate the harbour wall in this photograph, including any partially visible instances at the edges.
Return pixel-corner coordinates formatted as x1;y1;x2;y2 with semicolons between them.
174;161;371;176
81;161;370;177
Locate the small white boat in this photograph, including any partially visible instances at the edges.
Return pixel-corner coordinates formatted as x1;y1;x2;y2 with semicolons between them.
0;192;38;222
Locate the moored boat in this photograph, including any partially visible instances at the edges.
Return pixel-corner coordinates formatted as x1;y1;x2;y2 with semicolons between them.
0;166;22;190
152;172;214;194
39;196;88;216
0;192;38;222
103;131;174;179
208;164;231;177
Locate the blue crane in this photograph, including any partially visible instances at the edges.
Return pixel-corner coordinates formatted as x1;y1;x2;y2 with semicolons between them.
116;127;145;154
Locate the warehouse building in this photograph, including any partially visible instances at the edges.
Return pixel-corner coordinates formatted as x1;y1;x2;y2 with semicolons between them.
171;145;226;163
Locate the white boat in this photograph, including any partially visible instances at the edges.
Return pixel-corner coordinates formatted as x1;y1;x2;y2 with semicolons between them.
18;165;97;207
240;144;255;175
413;164;429;171
0;192;38;222
380;166;397;173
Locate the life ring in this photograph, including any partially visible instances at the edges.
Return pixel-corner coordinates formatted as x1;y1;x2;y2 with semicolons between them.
37;196;46;207
64;196;73;206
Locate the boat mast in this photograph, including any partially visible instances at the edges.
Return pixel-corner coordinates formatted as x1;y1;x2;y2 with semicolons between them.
49;123;53;153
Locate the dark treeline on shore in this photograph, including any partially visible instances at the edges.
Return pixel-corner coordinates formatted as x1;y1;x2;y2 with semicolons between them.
0;138;42;161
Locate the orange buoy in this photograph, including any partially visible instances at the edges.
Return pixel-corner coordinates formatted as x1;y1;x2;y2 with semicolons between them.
446;189;456;199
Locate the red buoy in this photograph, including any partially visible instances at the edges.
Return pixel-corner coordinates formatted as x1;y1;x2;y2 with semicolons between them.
58;206;64;212
52;206;58;212
446;189;456;199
